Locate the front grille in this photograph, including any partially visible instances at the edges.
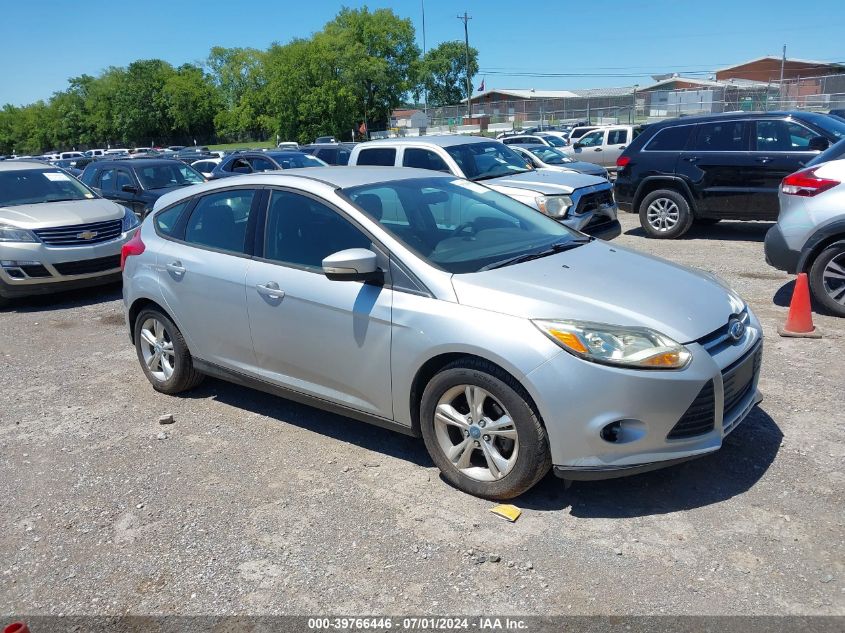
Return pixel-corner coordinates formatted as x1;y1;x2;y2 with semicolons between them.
34;219;123;246
574;189;614;215
583;214;614;232
722;344;763;416
19;264;51;278
53;255;120;276
667;380;715;439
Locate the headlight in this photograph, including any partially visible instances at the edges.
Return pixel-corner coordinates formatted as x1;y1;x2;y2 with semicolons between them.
535;195;572;219
122;206;141;232
0;224;38;243
533;319;692;369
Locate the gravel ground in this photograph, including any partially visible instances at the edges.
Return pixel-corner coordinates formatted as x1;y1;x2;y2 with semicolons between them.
1;212;843;617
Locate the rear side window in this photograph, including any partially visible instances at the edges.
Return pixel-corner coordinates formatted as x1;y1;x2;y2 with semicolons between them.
155;201;190;236
184;189;256;254
693;121;749;152
608;129;629;145
403;148;450;172
644;125;693;151
356;148;396;166
249;157;276;172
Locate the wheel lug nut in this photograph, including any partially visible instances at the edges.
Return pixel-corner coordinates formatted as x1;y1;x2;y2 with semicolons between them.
483;435;490;441
474;441;480;447
464;430;469;436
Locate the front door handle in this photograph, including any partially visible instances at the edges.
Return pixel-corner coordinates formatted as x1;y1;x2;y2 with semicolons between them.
166;261;186;275
256;282;285;300
756;156;772;164
593;148;602;152
683;156;700;163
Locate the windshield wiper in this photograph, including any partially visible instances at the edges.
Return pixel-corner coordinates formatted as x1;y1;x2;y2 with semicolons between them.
471;169;529;182
45;198;82;203
479;238;591;271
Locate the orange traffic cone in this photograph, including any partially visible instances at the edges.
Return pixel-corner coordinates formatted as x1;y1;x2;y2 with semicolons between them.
778;273;822;338
3;623;30;633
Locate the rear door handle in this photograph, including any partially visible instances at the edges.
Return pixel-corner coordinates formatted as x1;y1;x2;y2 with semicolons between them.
683;156;700;163
756;156;772;164
166;261;186;275
256;282;285;299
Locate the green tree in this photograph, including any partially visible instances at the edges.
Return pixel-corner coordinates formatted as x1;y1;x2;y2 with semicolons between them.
163;64;219;142
421;40;479;108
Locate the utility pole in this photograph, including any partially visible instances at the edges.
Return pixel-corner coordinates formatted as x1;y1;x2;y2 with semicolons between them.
457;11;472;121
779;44;786;108
421;0;427;115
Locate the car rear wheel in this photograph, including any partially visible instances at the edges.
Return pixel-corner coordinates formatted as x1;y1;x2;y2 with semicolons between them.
134;308;204;394
809;243;845;317
639;189;693;239
420;359;551;500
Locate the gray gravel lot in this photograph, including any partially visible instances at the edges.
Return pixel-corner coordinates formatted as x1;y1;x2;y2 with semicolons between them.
1;212;843;617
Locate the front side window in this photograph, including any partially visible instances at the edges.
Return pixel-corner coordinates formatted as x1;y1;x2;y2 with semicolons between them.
226;158;252;174
532;147;573;165
693;121;749;152
0;168;97;207
249;157;277;172
116;169;134;191
444;142;530;180
344;177;579;274
755;120;817;151
98;169;116;193
543;135;566;147
357;148;396;166
577;131;604;147
263;191;370;269
137;163;204;190
184;189;256;253
403;148;450;172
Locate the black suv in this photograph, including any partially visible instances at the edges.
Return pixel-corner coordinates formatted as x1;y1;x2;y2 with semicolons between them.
615;111;845;238
210;150;326;179
79;158;205;218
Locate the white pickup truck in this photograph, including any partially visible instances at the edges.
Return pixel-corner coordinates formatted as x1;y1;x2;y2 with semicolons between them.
347;136;620;240
563;125;646;172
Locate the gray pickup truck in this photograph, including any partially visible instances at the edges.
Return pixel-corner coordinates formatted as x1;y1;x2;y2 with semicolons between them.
347;136;620;240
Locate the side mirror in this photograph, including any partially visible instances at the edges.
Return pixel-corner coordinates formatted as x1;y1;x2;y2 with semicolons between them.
573;142;583;149
121;184;138;194
322;248;381;282
524;161;535;170
808;136;829;152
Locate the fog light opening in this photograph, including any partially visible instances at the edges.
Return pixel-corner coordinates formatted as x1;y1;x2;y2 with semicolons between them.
600;419;647;444
600;421;621;443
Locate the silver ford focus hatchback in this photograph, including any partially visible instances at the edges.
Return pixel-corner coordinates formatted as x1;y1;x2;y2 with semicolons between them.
122;167;763;499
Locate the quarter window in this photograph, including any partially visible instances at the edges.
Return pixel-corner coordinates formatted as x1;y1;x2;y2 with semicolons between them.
263;191;370;269
356;148;396;166
693;121;749;152
184;189;256;254
155;201;190;236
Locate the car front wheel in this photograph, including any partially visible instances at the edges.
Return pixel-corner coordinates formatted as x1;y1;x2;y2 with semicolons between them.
639;189;693;239
809;243;845;317
134;308;205;394
420;359;551;500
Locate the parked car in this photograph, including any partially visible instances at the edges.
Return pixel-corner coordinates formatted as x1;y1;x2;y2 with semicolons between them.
80;158;205;218
347;136;620;239
501;133;568;149
567;125;601;144
122;167;762;498
210;151;326;179
0;160;140;306
615;111;845;238
172;148;215;163
509;144;609;179
806;138;845;166
315;136;337;144
277;142;299;150
48;158;83;178
299;143;356;165
191;158;222;179
562;125;645;173
84;149;106;157
828;109;845;122
765;158;845;316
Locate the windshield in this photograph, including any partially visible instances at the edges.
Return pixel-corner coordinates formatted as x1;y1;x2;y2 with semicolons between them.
136;163;204;190
530;147;574;164
0;168;96;206
342;177;580;274
807;137;845;166
445;142;531;181
808;114;845;141
542;135;566;147
271;153;327;168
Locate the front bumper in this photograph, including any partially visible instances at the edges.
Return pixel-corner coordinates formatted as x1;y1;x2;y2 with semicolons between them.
525;316;763;479
764;224;802;274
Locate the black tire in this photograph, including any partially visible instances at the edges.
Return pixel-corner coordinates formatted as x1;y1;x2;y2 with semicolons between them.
808;243;845;317
694;217;721;225
133;307;204;394
0;296;9;309
419;358;551;500
638;189;693;239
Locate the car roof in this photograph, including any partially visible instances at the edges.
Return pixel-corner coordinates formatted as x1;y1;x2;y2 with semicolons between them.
357;135;494;148
645;110;831;129
0;160;54;171
86;158;183;167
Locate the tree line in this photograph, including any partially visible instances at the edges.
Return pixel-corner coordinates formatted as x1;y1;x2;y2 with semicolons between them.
0;7;478;155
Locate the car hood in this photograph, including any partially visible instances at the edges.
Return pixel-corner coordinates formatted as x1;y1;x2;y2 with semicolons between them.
0;198;125;229
451;240;743;343
485;168;607;195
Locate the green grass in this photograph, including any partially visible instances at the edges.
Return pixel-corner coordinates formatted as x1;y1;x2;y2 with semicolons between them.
206;140;277;151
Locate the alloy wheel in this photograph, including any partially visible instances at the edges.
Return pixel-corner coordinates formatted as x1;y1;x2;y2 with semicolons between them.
822;253;845;306
433;385;519;482
139;317;176;382
646;198;680;232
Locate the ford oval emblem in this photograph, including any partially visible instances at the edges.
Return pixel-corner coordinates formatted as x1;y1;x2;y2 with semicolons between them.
728;318;746;342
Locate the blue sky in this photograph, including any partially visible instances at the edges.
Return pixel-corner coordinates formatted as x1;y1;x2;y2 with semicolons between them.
1;0;843;106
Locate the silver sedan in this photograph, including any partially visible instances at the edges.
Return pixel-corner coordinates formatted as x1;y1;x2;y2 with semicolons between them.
122;167;763;499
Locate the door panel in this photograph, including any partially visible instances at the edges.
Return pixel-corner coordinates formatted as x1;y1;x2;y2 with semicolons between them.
245;189;393;418
604;128;630;168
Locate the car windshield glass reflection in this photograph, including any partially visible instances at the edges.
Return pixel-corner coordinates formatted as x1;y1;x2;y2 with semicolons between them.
343;177;582;274
444;142;530;181
137;164;204;190
0;169;95;206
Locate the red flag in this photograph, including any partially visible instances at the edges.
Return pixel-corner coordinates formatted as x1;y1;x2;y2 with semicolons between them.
358;121;368;135
477;78;485;92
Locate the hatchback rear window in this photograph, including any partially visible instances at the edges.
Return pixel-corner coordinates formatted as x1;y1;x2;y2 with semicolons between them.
644;125;694;151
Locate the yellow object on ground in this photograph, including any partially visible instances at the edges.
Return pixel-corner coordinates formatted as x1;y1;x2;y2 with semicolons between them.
489;504;522;522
